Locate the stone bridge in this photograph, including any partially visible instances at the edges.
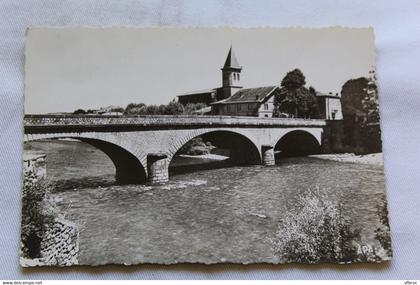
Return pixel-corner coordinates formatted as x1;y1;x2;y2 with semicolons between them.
24;115;327;184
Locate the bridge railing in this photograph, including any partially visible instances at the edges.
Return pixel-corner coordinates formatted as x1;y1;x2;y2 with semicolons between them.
24;114;327;129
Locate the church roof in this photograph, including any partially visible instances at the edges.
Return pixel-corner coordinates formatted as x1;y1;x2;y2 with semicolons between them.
223;46;241;69
213;86;278;104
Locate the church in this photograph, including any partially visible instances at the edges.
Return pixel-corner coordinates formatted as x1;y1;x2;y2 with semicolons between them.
177;47;342;119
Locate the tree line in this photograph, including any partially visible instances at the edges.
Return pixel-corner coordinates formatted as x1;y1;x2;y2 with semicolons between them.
74;102;207;115
73;68;379;129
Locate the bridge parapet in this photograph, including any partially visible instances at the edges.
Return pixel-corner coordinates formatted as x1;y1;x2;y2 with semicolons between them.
24;115;326;133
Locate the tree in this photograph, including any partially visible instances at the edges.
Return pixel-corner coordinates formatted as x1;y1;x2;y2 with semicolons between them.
341;78;368;117
184;103;207;115
361;69;381;153
281;68;306;89
340;69;381;153
110;106;124;113
164;101;184;115
362;70;380;125
274;88;298;117
158;104;167;115
73;109;86;114
145;105;161;115
305;86;321;119
274;69;320;118
178;137;215;155
124;103;146;114
309;86;317;96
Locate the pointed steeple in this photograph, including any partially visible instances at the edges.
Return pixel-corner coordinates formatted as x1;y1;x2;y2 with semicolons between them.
220;46;243;100
223;46;241;69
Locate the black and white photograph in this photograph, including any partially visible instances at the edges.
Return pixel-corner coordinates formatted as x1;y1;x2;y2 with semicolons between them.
21;27;391;267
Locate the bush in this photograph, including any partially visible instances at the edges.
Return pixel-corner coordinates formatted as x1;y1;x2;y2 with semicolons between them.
123;102;185;115
73;109;86;114
21;177;55;258
124;103;146;114
178;137;215;155
145;105;161;115
121;101;207;116
374;198;392;257
272;187;363;263
110;107;124;113
164;101;184;115
183;103;208;115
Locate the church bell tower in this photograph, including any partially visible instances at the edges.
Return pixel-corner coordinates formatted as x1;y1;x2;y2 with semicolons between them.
221;46;242;99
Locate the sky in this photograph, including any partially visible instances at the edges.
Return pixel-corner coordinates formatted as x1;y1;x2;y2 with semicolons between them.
24;27;375;114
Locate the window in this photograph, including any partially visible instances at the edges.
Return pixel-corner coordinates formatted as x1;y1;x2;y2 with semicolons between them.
227;105;231;112
264;104;269;110
237;104;241;111
248;104;252;110
237;74;240;80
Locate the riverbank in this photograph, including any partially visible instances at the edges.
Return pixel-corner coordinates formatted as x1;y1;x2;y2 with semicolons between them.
177;154;228;161
310;153;384;166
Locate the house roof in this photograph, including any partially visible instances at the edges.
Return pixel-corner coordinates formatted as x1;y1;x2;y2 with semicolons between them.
316;91;341;98
178;88;216;97
223;46;241;70
212;86;278;104
192;106;212;114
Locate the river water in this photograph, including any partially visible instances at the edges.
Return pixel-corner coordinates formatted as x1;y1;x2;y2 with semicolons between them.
25;140;389;265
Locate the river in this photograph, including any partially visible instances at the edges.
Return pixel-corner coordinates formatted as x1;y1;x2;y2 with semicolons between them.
24;139;389;265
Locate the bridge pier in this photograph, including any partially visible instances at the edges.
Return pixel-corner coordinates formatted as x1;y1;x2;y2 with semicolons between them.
261;145;275;166
147;153;169;184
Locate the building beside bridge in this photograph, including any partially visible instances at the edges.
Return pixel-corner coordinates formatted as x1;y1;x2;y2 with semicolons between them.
177;47;342;120
211;86;280;118
316;91;343;120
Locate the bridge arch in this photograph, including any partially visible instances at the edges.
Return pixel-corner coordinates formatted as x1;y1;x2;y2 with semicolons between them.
168;129;262;170
24;134;147;184
274;130;321;158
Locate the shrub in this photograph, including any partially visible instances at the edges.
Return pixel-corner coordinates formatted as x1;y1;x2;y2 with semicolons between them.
124;103;146;114
110;107;124;113
272;187;362;263
21;176;55;259
178;137;215;155
183;103;208;115
145;105;161;115
123;102;185;115
164;101;184;115
374;198;392;257
73;109;86;114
